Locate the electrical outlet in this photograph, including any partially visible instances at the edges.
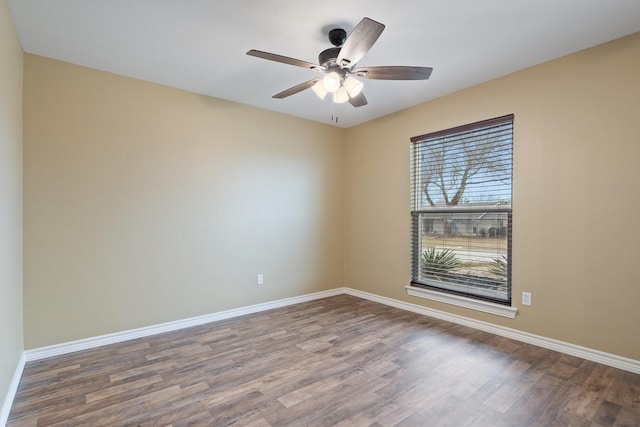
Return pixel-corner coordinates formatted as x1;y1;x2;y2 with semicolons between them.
522;292;532;306
257;274;263;285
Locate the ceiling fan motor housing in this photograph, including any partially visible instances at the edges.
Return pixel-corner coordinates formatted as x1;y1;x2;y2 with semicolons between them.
318;47;341;67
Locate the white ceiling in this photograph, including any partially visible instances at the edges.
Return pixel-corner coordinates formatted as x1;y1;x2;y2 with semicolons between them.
8;0;640;128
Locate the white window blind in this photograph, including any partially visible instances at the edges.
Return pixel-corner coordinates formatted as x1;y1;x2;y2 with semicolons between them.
410;115;513;304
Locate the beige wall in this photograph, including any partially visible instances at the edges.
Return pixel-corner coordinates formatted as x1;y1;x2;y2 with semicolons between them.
23;55;345;348
345;32;640;360
0;0;24;412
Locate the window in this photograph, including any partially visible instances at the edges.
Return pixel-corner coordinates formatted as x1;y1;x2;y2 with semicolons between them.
410;115;513;305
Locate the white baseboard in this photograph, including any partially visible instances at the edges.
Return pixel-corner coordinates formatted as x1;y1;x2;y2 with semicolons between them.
22;286;640;377
25;288;345;362
343;288;640;375
1;352;25;427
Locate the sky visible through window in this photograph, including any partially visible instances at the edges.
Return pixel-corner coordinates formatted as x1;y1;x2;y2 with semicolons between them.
417;124;512;208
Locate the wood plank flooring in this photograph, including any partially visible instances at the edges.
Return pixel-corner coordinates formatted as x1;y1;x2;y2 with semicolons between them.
8;294;640;426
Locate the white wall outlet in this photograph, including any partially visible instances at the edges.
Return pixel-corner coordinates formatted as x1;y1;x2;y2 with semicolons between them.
522;291;532;306
257;273;264;285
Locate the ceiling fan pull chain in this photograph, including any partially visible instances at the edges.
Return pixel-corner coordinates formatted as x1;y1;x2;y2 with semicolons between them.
331;98;339;123
331;97;336;122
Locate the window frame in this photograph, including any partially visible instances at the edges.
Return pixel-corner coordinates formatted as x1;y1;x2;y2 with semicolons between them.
409;114;514;309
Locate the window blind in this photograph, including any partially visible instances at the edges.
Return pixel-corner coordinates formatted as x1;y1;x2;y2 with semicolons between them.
410;115;513;304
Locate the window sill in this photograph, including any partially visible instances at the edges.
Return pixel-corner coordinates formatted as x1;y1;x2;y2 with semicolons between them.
405;285;518;318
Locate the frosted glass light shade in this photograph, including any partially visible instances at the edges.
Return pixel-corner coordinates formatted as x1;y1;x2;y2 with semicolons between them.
343;76;363;97
322;72;340;93
311;80;327;99
333;87;349;104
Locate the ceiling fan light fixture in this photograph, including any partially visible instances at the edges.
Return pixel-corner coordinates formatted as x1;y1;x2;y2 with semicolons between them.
333;87;349;104
322;72;341;93
311;80;328;99
343;76;363;97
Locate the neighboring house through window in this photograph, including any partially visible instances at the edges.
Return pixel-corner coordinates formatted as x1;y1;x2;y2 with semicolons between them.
410;115;514;306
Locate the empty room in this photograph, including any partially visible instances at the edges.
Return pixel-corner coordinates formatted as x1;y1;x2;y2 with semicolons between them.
1;1;639;425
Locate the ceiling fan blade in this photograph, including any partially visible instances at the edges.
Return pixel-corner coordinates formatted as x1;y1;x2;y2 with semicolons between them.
336;18;385;69
353;66;433;80
247;50;323;71
349;92;368;108
273;78;322;99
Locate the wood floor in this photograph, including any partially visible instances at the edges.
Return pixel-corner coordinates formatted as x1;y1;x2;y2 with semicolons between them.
8;295;640;426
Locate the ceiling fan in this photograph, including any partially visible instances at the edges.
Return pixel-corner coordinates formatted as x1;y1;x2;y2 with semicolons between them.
247;17;433;108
